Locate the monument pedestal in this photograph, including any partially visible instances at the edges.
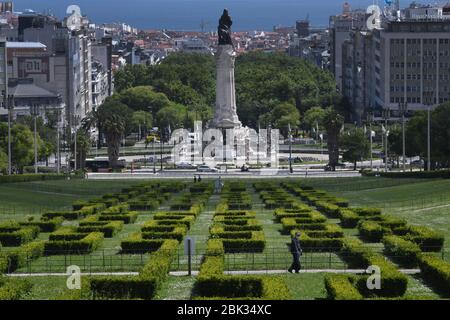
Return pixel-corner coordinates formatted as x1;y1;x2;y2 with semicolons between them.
211;44;242;129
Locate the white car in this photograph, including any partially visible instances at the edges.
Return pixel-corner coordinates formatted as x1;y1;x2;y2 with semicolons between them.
197;165;218;172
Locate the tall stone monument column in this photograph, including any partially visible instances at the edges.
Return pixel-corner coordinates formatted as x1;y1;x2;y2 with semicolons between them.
211;44;242;129
211;9;241;129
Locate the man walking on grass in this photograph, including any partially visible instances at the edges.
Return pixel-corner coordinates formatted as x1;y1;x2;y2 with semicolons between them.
288;232;303;273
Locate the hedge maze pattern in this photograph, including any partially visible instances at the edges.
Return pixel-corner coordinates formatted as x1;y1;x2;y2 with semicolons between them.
1;179;449;300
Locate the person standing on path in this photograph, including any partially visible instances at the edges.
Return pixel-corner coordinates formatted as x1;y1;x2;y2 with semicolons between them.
288;232;303;273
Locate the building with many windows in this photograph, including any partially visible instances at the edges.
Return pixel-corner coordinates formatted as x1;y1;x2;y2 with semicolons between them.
335;3;450;122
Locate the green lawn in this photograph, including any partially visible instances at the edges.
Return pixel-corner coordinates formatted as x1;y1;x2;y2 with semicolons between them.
314;178;450;246
0;180;143;220
1;177;449;300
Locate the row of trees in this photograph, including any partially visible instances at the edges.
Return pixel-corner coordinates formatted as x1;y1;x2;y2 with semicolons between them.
113;52;348;131
0;123;49;174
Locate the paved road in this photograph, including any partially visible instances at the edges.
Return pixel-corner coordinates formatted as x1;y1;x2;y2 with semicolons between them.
87;169;362;180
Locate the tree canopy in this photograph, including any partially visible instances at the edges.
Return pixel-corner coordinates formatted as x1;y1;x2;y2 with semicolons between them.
341;128;370;170
113;52;338;130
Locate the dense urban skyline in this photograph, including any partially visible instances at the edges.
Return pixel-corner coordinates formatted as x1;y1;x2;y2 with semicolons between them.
12;0;383;30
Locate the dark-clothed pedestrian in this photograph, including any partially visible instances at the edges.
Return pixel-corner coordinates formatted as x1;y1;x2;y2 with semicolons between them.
288;232;302;273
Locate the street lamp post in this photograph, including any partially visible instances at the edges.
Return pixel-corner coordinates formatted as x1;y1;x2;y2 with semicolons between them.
160;132;164;172
427;105;431;171
383;108;390;172
30;104;40;174
3;93;14;175
153;137;156;174
288;123;293;174
366;111;374;171
71;115;80;172
399;102;408;172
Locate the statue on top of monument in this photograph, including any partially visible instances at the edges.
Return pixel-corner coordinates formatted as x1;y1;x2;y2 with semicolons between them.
218;9;233;46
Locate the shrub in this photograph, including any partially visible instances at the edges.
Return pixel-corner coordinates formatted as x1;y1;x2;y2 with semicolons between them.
361;170;450;179
402;226;445;252
339;209;360;228
142;226;186;242
77;221;124;238
91;239;178;300
315;202;340;218
293;224;344;239
274;208;313;221
101;203;130;215
44;232;104;255
98;212;139;224
417;254;450;296
280;213;327;233
19;217;63;232
120;235;164;254
43;211;83;220
356;255;408;298
325;275;363;300
352;207;382;216
1;241;45;272
358;221;391;242
0;278;33;299
127;199;159;211
0;174;66;184
382;235;421;268
221;232;266;253
297;232;344;251
142;217;195;230
0;227;39;247
340;238;408;297
90;276;156;300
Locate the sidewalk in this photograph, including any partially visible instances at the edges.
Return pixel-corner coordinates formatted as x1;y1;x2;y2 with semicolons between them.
5;269;421;277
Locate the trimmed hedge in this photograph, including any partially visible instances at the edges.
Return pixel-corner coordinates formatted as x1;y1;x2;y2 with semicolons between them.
402;226;445;252
358;221;390;242
361;169;450;179
77;221;124;238
195;239;290;299
98;212;139;224
382;235;421;268
19;217;63;232
352;207;382;216
417;254;450;296
220;232;266;253
0;226;39;247
120;234;164;254
325;275;363;300
43;211;85;220
340;238;408;297
315;201;340;218
90;239;178;300
274;207;314;220
0;174;66;184
297;232;344;251
338;209;360;228
127;199;160;211
0;241;45;273
142;226;187;242
44;232;104;255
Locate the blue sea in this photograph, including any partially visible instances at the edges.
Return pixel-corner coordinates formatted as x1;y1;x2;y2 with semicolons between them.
11;0;399;30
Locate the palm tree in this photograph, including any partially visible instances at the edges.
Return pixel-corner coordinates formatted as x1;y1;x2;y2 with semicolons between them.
83;98;132;169
323;107;344;171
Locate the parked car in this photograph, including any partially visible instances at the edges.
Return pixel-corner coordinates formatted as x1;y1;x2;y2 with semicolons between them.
197;165;218;172
411;159;424;168
176;162;197;169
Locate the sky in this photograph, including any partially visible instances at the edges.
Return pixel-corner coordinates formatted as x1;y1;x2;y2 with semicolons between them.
9;0;391;30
